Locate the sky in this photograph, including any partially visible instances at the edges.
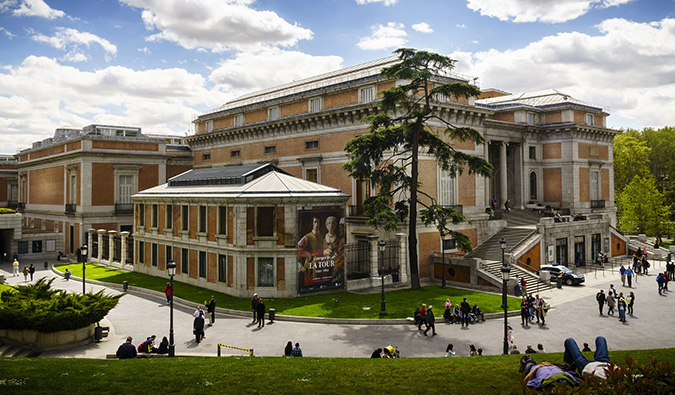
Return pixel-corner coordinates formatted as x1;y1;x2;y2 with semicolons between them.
0;0;674;154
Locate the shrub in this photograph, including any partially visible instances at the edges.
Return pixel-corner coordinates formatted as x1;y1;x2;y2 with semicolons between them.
0;278;122;332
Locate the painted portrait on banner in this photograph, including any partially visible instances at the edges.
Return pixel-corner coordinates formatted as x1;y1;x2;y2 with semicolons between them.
297;209;345;293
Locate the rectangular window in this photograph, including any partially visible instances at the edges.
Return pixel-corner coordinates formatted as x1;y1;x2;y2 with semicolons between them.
119;175;133;204
181;248;189;274
529;146;536;160
202;153;211;161
231;150;240;158
305;168;318;183
305;140;319;150
360;87;374;103
32;240;42;253
181;205;189;231
198;205;207;233
527;112;536;125
218;206;227;235
206;120;213;133
18;241;28;254
435;92;448;103
442;237;457;252
438;169;456;206
165;204;173;229
166;245;172;263
151;243;158;266
234;114;244;127
138;204;145;227
264;146;276;154
199;251;207;278
309;97;322;113
586;113;594;125
69;172;77;205
268;106;279;121
257;206;275;237
218;254;227;283
590;170;600;201
257;257;274;287
151;204;158;228
138;241;145;264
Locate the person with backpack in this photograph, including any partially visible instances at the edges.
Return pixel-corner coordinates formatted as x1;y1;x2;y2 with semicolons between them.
657;272;665;295
596;289;606;315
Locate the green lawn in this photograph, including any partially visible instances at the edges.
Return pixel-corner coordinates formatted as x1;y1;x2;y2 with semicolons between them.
54;263;519;319
0;348;672;394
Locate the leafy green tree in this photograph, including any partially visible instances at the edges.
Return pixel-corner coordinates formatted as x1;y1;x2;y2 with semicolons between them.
642;126;675;206
617;176;670;236
343;49;492;289
613;132;651;195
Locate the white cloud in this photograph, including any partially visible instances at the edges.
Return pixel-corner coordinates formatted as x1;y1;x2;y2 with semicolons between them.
466;0;635;23
450;17;675;129
0;26;15;37
209;47;343;92
30;27;118;56
457;24;467;28
357;22;407;50
138;47;151;54
4;0;66;19
120;0;313;52
60;51;88;63
355;0;398;5
412;22;433;33
0;56;229;153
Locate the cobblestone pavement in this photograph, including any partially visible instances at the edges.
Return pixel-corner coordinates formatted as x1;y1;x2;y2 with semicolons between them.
1;257;672;358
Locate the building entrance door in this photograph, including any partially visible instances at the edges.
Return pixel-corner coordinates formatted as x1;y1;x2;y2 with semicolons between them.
556;238;568;266
574;236;585;266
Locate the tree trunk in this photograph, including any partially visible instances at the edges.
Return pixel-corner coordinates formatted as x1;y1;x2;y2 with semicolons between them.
408;118;422;290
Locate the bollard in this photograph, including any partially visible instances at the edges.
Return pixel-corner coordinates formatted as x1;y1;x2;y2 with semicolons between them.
44;261;48;270
123;280;128;292
269;308;275;323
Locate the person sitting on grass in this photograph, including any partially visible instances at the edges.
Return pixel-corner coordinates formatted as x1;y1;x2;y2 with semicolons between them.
445;343;455;357
116;336;137;359
471;304;485;322
520;356;578;390
525;344;537;354
156;336;169;354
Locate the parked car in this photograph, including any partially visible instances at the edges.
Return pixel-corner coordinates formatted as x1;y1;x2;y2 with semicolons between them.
538;264;585;286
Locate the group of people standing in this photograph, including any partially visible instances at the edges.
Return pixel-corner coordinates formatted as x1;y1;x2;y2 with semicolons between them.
596;284;633;322
519;293;548;326
414;297;479;336
251;293;267;328
12;259;35;282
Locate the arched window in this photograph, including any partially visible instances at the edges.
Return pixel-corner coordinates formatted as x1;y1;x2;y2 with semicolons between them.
529;172;537;200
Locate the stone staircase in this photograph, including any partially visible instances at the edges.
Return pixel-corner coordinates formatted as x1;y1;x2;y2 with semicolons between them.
0;339;41;358
468;209;552;292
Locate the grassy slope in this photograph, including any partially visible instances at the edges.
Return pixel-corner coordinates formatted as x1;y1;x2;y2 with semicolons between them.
55;263;519;319
0;349;672;394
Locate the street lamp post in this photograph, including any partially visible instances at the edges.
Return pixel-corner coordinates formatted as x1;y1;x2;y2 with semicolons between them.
378;240;387;317
441;231;447;289
80;244;88;294
167;260;176;357
500;238;510;355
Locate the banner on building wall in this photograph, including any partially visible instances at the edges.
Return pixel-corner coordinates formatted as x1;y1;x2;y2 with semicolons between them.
297;209;345;293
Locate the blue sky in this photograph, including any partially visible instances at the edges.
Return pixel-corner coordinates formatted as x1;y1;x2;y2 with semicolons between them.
0;0;674;154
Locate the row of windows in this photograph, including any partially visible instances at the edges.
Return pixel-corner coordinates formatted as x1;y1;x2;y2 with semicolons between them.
137;242;275;287
138;204;229;235
201;140;319;162
526;112;596;126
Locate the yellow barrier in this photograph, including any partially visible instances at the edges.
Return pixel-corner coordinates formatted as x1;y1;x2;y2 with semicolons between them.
217;343;254;357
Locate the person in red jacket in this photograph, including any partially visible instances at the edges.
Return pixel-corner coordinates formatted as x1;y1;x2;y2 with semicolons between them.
163;282;172;304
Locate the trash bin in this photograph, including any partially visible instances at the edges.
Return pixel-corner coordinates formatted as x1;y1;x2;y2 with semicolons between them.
123;281;128;292
43;261;48;270
268;308;275;323
94;325;103;342
556;275;563;289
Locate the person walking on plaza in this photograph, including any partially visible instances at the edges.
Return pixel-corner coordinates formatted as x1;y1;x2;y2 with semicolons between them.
520;277;528;297
205;295;216;326
28;264;35;281
521;297;530;326
460;298;471;327
627;291;635;315
12;258;19;277
596;289;606;315
251;293;259;324
163;282;172;304
22;266;29;282
514;275;521;297
657;272;666;295
626;266;634;288
116;336;137;359
536;297;548;326
256;297;266;328
193;311;205;343
620;265;626;287
607;289;616;315
423;305;437;336
418;303;428;331
617;293;627;322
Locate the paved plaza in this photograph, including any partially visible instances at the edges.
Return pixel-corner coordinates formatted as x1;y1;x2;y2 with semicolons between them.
1;258;673;359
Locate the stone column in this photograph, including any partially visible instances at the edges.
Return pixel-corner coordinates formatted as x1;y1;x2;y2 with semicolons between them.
108;230;117;265
500;141;508;206
396;232;408;284
87;229;96;261
97;229;106;264
120;231;130;266
368;235;380;278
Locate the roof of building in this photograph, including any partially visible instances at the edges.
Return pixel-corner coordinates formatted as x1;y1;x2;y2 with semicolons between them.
135;163;349;199
476;88;608;112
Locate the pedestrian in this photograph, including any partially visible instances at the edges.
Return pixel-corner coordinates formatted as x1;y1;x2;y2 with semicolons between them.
116;336;137;359
205;295;216;326
514;275;521;297
193;305;203;318
657;272;665;295
504;199;511;212
12;258;19;277
606;290;616;315
423;305;436;336
28;264;35;281
627;291;635;315
508;325;514;344
617;293;627;322
460;297;471;327
520;277;528;296
22;266;29;281
291;342;303;357
418;303;427;331
626;266;634;288
620;265;626;286
536;297;548;326
285;341;293;357
163;282;172;304
608;284;617;299
256;297;266;328
643;257;650;275
445;343;455;357
251;293;259;323
193;311;205;343
596;289;606;315
664;272;670;291
520;297;530;326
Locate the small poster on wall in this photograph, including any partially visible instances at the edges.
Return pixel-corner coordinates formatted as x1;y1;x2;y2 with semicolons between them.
297;209;345;293
547;245;555;262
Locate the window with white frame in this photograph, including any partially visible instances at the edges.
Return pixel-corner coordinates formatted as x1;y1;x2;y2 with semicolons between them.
198;251;207;278
309;97;322;113
151;204;158;228
165;204;173;229
257;257;274;287
264;145;276;155
530;172;537;200
181;205;189;231
198;205;207;233
138;204;145;227
305;140;319;150
527;112;536;125
218;206;227;235
234;114;244;127
360;87;374;103
438;168;457;206
151;243;158;266
114;166;140;207
305;168;318;183
435;92;448;103
166;245;172;263
268;106;279;121
585;113;594;125
590;170;600;201
138;241;145;264
257;207;275;237
218;254;227;283
529;146;536;160
181;248;189;274
441;236;457;252
69;171;77;205
206;120;213;133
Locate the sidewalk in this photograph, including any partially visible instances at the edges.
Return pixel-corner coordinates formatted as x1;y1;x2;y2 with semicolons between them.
1;257;673;358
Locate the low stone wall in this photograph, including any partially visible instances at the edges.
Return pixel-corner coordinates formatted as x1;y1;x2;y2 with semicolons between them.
0;324;95;350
